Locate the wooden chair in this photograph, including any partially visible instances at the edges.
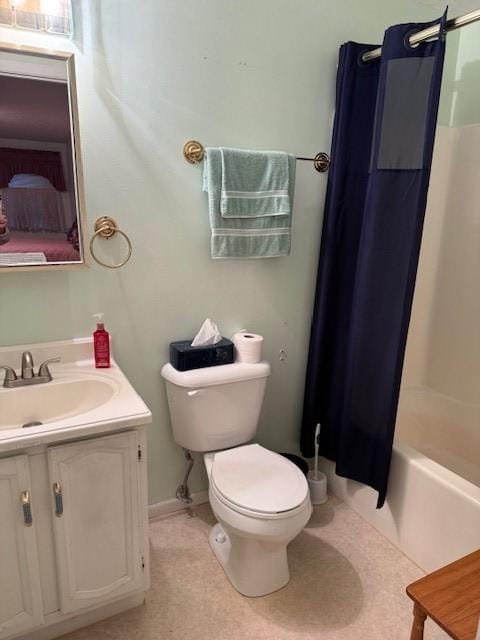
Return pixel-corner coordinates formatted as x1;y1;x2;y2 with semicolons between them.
406;549;480;640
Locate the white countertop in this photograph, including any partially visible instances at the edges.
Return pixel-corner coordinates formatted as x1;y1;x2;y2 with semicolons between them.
0;338;151;452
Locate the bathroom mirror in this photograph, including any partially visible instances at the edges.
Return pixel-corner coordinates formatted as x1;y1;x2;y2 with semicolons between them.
0;43;86;271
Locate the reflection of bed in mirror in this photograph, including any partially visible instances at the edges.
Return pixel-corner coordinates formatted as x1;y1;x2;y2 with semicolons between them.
2;187;70;231
0;176;79;262
0;58;85;267
0;232;79;263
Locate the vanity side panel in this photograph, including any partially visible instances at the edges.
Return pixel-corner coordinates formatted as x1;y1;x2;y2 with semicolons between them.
137;427;150;590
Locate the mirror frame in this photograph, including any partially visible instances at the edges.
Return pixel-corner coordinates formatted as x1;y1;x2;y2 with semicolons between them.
0;42;88;273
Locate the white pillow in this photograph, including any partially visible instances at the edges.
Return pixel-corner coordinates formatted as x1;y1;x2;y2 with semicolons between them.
8;174;55;189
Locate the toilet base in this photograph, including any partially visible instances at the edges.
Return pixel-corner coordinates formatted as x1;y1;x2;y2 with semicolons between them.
209;522;290;597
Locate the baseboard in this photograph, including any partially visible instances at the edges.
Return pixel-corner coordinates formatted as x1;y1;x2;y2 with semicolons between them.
19;592;145;640
148;490;209;519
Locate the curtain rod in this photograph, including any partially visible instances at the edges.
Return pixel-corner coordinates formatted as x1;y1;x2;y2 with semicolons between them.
362;8;480;63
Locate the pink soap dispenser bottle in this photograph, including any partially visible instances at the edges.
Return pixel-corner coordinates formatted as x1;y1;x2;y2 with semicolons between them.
93;313;110;368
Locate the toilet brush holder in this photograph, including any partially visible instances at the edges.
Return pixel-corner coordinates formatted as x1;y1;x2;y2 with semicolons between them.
307;470;328;505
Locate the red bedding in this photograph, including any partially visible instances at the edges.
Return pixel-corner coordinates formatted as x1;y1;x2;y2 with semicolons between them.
0;232;80;262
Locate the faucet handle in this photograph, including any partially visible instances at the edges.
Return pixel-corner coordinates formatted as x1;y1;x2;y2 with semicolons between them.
0;365;18;386
38;357;61;381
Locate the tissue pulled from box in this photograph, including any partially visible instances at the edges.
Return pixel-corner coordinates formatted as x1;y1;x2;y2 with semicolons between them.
191;318;222;347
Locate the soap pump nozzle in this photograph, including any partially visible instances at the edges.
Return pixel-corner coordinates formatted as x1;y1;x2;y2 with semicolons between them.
93;313;105;330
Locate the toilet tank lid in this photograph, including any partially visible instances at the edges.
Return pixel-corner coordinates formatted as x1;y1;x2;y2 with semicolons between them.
161;362;270;388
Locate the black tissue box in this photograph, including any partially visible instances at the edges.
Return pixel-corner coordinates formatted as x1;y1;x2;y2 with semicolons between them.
169;338;234;371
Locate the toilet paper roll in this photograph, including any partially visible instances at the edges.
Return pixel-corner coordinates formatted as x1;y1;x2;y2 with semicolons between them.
233;332;264;364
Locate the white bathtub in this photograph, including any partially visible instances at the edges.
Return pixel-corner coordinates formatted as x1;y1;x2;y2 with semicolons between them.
319;386;480;573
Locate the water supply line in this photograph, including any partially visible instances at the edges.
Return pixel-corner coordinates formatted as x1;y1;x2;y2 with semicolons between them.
176;449;194;504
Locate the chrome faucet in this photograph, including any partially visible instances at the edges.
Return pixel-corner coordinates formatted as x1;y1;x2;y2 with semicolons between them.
21;351;35;379
0;352;61;389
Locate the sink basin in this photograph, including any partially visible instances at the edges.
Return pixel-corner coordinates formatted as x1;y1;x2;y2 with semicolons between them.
0;376;117;430
0;338;151;447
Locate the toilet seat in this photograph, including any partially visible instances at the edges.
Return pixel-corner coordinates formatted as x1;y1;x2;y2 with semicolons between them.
210;444;309;518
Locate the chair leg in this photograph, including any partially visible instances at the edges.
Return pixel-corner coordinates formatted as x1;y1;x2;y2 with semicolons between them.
410;603;427;640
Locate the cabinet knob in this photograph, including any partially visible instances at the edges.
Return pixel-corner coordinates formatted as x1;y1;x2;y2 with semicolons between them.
20;490;32;526
53;482;64;517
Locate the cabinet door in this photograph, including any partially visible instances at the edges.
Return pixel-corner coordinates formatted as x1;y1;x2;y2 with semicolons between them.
48;431;143;613
0;455;43;639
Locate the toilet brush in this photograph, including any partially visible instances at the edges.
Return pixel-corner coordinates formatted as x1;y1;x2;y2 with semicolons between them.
307;423;328;504
314;422;320;477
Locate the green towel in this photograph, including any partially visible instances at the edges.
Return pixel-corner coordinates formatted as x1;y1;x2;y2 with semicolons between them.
220;147;292;218
203;148;296;259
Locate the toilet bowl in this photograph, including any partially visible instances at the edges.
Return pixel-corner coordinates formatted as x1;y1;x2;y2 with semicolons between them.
161;361;312;596
204;444;312;597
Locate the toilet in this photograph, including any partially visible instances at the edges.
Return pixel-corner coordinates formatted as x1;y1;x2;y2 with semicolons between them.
161;361;312;597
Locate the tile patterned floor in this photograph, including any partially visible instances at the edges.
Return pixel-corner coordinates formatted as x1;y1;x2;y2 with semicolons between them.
61;496;449;640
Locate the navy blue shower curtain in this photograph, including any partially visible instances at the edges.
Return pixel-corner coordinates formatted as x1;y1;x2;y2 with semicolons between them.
301;14;447;507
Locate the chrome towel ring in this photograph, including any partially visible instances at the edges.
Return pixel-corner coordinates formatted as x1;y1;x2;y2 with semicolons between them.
90;216;132;269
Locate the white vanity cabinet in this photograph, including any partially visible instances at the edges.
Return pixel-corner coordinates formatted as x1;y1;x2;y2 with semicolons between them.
48;431;144;613
0;455;44;639
0;427;149;640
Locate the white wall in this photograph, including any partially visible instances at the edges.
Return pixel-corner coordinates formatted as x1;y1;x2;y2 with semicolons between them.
0;1;439;504
425;123;480;404
401;126;454;387
402;19;480;418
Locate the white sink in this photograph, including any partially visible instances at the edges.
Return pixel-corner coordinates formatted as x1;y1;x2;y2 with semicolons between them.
0;375;117;430
0;338;151;448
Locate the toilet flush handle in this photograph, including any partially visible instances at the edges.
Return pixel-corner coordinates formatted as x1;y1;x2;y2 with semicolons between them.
187;389;205;398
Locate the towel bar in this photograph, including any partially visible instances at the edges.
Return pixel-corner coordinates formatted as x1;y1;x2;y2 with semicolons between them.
183;140;330;173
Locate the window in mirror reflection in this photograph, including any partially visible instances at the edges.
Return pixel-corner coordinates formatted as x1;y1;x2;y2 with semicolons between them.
0;0;73;36
0;68;80;265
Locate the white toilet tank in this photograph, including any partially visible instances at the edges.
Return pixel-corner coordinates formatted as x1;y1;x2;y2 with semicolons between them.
161;362;270;452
